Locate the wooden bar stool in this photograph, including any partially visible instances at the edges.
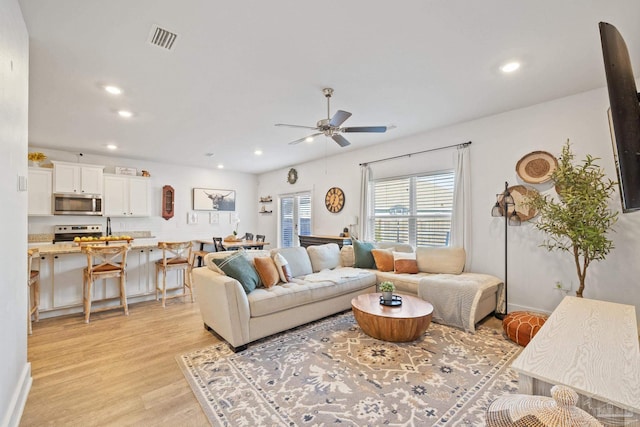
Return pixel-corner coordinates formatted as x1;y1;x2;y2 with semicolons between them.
27;248;40;335
81;244;130;323
155;241;195;307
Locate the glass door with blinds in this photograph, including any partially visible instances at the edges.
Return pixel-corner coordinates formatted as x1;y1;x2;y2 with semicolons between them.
279;192;312;247
370;171;454;246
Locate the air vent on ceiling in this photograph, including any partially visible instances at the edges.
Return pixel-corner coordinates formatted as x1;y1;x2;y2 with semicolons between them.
147;24;177;51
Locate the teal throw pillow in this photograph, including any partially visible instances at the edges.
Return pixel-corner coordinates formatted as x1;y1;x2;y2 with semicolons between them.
212;251;261;293
353;239;377;269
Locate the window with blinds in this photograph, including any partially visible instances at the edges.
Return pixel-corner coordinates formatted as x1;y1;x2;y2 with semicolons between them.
371;171;454;246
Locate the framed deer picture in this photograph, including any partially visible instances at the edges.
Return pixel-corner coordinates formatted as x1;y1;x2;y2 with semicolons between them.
193;188;236;211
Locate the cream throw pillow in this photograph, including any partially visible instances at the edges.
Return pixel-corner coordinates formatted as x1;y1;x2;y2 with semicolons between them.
273;252;293;282
416;246;466;274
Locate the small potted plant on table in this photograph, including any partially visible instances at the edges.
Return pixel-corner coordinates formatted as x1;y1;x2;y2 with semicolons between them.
379;281;395;302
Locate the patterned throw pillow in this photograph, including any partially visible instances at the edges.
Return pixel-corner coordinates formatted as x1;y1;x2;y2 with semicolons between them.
273;252;293;283
212;251;261;293
393;251;419;274
253;257;280;288
371;248;394;272
353;239;377;269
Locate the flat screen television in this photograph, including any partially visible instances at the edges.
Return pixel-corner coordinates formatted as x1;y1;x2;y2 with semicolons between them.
599;22;640;212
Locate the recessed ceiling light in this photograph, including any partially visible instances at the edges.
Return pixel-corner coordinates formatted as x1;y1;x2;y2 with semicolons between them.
106;144;118;150
118;110;133;118
254;150;263;156
500;61;521;73
217;164;224;169
104;85;122;95
305;136;315;142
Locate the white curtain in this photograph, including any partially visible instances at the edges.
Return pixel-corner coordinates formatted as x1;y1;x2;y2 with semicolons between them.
358;165;371;240
450;144;471;267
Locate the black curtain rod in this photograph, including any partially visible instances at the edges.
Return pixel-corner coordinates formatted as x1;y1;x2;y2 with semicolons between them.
359;141;472;167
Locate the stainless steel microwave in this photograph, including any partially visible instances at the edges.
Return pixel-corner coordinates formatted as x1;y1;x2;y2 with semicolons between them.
53;193;103;216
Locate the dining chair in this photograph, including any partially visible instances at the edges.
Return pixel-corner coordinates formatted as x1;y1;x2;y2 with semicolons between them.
249;234;266;249
243;232;254;241
81;243;130;323
27;248;40;334
213;237;226;252
155;241;195;307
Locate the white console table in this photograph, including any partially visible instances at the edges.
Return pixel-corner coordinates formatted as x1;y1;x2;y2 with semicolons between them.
511;296;640;426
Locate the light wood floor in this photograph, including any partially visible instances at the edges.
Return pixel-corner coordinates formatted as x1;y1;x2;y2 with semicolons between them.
21;299;218;426
21;299;504;426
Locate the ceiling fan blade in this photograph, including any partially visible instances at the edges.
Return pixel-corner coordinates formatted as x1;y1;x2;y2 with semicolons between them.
332;134;351;147
342;126;387;133
275;123;319;130
329;110;352;127
288;132;323;145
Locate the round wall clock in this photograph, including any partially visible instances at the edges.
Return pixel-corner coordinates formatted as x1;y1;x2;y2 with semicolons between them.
325;187;345;213
287;168;298;184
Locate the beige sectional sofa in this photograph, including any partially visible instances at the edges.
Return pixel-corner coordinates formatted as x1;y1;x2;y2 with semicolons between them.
192;245;377;351
192;242;503;351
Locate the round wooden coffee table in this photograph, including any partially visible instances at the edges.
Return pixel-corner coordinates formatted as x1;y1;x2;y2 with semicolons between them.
351;293;434;342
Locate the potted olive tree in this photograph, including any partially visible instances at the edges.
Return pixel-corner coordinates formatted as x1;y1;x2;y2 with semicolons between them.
526;141;618;297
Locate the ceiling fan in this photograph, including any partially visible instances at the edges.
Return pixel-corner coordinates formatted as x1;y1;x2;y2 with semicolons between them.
275;88;388;147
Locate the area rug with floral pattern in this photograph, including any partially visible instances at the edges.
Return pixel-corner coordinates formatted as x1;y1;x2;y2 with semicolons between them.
177;312;521;426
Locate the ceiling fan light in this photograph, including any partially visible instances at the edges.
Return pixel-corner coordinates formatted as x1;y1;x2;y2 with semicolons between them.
305;136;314;142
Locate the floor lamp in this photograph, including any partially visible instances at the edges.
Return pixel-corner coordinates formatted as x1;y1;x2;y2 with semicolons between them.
491;181;521;319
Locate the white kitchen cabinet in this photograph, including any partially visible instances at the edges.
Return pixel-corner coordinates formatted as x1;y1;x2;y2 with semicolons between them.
37;254;54;311
52;161;104;194
28;167;53;215
103;174;150;217
126;247;152;297
51;253;86;308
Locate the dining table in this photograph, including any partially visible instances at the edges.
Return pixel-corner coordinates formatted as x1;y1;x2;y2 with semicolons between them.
194;239;270;266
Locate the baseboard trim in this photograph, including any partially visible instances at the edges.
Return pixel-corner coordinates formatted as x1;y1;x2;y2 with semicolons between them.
1;362;32;427
508;303;552;315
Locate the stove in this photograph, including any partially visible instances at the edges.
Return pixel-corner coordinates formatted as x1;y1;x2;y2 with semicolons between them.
53;224;103;243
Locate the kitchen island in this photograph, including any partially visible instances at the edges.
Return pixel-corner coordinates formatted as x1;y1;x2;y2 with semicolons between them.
29;239;170;319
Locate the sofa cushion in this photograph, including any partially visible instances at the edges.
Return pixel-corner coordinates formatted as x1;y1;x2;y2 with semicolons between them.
273;252;293;283
340;245;355;267
253;257;280;288
416;246;465;274
307;243;341;272
371;248;395;272
353;239;376;269
212;251;261;293
270;247;313;277
393;251;419;274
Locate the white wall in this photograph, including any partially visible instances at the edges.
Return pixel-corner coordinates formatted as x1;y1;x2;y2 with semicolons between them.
28;148;258;242
0;0;30;425
258;85;640;323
